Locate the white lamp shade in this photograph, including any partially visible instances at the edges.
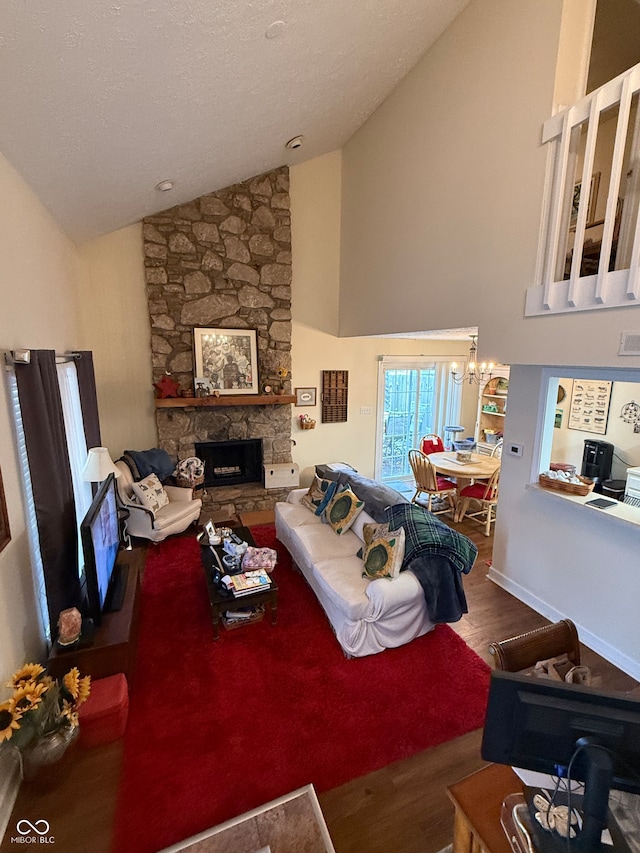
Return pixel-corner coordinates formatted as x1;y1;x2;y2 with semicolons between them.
82;447;121;482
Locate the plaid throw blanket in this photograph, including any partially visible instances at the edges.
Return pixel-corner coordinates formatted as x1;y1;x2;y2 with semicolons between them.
385;503;478;623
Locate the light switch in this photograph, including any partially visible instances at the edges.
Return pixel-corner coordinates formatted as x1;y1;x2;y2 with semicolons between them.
360;406;373;415
508;443;524;457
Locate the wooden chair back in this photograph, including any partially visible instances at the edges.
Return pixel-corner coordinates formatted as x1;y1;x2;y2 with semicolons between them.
480;467;500;502
408;449;438;491
488;619;581;672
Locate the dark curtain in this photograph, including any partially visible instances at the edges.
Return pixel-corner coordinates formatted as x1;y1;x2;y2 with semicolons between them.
76;351;101;449
15;350;81;634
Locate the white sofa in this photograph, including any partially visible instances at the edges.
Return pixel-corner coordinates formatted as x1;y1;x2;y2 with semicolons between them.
275;488;435;657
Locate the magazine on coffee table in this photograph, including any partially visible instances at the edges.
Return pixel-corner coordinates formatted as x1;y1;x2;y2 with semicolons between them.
222;569;272;597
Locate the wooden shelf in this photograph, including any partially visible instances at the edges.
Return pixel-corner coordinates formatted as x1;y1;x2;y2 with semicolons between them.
155;394;296;408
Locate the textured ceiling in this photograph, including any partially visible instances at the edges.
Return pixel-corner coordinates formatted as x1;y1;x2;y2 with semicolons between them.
0;0;469;243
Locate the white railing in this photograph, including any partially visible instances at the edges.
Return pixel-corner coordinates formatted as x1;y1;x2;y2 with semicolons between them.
526;62;640;316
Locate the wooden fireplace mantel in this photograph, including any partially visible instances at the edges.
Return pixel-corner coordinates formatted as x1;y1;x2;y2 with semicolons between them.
155;394;296;408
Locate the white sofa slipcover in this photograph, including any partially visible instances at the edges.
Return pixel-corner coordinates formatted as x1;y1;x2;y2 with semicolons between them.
275;488;434;657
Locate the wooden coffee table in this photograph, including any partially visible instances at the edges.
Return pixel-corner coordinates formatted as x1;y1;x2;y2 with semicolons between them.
200;526;278;639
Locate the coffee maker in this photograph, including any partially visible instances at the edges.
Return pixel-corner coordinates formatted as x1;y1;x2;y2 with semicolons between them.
581;439;613;492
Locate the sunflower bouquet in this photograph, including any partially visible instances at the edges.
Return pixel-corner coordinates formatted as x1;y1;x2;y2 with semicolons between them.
0;663;91;750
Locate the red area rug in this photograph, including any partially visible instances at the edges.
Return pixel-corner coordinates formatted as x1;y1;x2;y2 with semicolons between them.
112;525;490;853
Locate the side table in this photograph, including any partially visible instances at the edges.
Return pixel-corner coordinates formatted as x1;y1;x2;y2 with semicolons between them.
447;764;523;853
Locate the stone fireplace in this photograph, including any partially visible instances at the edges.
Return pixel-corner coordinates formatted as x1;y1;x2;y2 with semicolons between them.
196;438;263;487
143;166;294;518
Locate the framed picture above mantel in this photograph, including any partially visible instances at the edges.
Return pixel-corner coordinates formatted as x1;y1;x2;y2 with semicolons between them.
193;328;259;395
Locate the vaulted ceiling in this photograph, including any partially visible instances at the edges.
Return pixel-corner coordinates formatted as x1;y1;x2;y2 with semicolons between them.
0;0;469;243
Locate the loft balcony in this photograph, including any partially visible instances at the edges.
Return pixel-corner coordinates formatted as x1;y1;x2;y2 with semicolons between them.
527;62;640;316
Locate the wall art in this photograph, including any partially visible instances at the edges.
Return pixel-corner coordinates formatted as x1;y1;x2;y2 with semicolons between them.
568;379;612;435
193;328;259;395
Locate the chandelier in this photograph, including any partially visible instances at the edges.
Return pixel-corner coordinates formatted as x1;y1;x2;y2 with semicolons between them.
450;335;494;385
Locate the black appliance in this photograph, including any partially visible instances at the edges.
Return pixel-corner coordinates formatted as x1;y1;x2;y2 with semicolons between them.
581;439;613;492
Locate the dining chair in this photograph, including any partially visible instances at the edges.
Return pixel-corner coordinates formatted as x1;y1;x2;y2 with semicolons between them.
456;467;500;535
419;433;445;456
407;449;456;515
490;438;503;458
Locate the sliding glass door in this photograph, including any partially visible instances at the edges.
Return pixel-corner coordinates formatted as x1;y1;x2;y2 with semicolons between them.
376;358;461;481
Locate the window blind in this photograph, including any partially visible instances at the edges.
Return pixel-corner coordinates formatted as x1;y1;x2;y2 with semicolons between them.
8;372;50;644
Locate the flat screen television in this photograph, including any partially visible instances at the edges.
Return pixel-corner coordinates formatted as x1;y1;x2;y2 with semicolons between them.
482;670;640;850
80;473;127;625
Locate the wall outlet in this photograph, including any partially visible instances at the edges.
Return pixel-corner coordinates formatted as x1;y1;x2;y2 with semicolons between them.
508;442;524;457
360;406;373;415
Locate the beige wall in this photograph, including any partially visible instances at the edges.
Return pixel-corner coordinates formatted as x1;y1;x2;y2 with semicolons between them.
339;0;640;370
290;152;477;485
0;151;82;684
339;0;564;350
77;225;156;458
554;0;596;108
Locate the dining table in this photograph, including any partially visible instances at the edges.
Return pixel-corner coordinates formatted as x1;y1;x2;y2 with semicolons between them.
428;451;501;522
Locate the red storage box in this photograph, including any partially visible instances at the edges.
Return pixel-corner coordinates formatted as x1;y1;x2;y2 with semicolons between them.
78;673;129;747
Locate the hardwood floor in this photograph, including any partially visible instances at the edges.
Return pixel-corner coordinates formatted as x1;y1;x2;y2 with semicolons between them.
318;515;637;853
1;513;637;853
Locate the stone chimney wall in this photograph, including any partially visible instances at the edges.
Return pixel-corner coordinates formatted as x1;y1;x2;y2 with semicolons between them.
142;166;294;517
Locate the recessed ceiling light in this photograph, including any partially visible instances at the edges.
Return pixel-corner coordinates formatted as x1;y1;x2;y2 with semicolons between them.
265;21;286;39
285;136;304;150
155;180;174;192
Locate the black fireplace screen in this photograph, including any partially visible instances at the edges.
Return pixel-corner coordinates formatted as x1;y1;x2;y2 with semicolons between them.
195;439;263;487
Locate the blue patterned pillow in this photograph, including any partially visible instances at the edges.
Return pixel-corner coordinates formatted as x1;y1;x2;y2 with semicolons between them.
301;476;338;515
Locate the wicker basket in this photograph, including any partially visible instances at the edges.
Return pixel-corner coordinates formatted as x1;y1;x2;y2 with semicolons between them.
175;474;205;489
538;473;594;496
299;419;316;430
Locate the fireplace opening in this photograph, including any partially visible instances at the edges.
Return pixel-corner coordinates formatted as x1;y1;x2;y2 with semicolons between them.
195;439;263;487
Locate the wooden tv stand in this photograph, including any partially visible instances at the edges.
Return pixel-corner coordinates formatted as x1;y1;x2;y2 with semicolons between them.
48;547;143;683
